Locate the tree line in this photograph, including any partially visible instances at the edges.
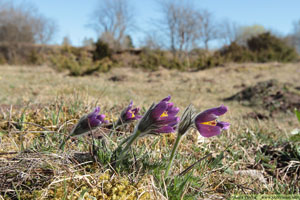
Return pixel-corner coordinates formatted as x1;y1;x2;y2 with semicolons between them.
0;0;300;53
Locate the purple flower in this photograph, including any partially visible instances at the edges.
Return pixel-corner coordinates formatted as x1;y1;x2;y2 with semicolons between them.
137;95;180;135
151;96;180;133
60;107;108;149
88;107;108;127
119;101;142;124
116;96;180;163
71;107;108;137
195;105;230;137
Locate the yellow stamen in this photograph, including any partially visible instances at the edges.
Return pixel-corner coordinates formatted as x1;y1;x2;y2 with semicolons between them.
160;111;168;117
129;110;135;118
201;120;217;126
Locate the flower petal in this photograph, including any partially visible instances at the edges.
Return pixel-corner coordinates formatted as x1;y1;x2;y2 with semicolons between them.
89;117;101;127
167;106;180;116
161;95;171;102
158;116;180;125
125;111;133;120
217;121;230;130
135;115;142;119
125;101;133;113
168;118;180;127
132;107;140;114
195;105;228;123
156;126;174;133
97;114;105;122
151;101;168;119
196;124;221;137
167;102;174;108
87;107;100;118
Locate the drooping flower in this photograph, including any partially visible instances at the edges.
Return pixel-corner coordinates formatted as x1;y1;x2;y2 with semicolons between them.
60;107;108;149
86;107;108;128
71;107;108;136
195;105;230;137
117;101;142;125
138;95;180;136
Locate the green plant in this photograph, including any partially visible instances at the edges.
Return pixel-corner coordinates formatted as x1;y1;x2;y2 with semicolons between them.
50;48;114;76
192;52;224;70
93;39;112;61
247;32;298;62
27;49;41;65
219;42;255;62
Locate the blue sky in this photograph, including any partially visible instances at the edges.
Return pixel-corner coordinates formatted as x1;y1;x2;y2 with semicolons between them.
14;0;300;47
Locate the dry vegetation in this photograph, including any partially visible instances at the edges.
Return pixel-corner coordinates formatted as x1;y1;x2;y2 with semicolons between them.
0;62;300;199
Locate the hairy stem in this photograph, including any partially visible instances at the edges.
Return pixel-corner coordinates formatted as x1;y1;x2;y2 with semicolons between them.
164;134;182;179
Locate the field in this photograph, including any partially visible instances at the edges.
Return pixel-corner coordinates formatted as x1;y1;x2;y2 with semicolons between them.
0;63;300;199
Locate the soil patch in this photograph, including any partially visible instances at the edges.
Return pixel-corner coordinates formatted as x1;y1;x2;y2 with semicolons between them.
225;79;300;113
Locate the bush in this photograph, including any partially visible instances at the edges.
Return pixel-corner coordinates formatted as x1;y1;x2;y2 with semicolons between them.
219;42;256;62
134;50;169;70
94;57;115;73
27;49;42;65
50;48;115;76
134;50;191;71
191;51;224;70
93;39;112;61
218;32;299;63
247;32;298;62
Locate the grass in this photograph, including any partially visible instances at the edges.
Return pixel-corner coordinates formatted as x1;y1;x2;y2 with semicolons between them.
0;62;299;199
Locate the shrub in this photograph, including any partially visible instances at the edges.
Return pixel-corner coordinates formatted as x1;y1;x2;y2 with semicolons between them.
134;50;169;70
218;32;298;63
247;32;298;62
93;39;112;61
219;42;256;62
94;57;115;73
50;48;115;76
27;49;42;65
134;50;191;71
191;52;224;70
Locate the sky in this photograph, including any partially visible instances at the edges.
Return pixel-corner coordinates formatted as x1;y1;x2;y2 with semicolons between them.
13;0;300;47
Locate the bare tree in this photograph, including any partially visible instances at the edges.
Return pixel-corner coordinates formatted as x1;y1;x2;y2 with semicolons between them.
141;31;164;50
88;0;135;50
0;1;57;44
219;19;239;45
198;9;218;50
159;0;200;57
34;16;57;44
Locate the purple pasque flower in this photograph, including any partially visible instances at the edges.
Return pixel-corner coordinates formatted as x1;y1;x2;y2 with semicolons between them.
137;95;180;135
71;107;108;137
195;105;230;137
116;96;180;163
119;101;142;125
88;107;108;127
